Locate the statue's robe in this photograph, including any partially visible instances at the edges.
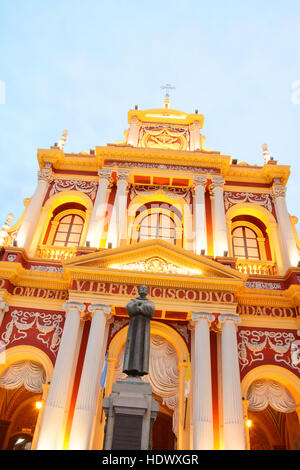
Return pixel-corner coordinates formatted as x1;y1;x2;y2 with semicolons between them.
123;297;155;376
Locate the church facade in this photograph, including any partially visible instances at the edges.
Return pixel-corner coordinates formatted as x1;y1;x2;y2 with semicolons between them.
0;97;300;450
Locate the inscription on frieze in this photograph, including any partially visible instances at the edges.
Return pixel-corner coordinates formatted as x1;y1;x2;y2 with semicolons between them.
72;280;236;303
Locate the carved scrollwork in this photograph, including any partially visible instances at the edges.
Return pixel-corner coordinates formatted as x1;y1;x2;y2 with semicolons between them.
238;329;300;373
1;309;64;357
271;184;287;200
49;179;98;200
38;169;53;184
209;177;225;195
223;191;273;213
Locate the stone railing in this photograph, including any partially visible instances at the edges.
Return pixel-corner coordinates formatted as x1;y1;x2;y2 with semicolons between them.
236;259;277;276
36;245;78;261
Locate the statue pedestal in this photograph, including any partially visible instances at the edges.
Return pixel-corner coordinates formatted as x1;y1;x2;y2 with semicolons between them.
103;377;159;450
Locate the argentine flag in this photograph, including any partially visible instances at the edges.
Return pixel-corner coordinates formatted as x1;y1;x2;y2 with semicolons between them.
100;352;108;389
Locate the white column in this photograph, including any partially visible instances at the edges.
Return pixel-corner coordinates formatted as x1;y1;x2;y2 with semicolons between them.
31;383;50;450
191;312;215;450
193;176;207;255
189;121;201;151
0;301;8;328
85;169;112;248
219;313;245;450
127;116;141;147
210;177;229;257
106;170;130;248
36;301;85;450
16;168;52;252
68;303;111;450
271;183;299;269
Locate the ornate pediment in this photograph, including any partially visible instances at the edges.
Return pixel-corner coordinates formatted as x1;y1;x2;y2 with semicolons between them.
63;239;245;282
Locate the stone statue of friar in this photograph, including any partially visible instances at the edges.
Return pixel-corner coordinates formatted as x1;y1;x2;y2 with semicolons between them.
123;285;155;377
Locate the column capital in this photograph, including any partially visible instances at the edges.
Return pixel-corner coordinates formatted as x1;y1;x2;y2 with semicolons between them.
117;170;131;183
189;121;201;131
193;175;207;189
37;169;53;184
63;301;86;317
98;168;113;181
191;312;215;324
88;303;112;319
218;313;241;325
271;184;287;200
210;176;225;194
0;301;9;313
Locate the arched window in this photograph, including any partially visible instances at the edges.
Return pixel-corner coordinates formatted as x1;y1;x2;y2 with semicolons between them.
42;203;87;248
130;204;183;247
138;212;176;245
52;214;84;247
232;226;260;260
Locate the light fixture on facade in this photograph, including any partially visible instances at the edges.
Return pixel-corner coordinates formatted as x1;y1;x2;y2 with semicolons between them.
15;438;25;445
246;419;252;428
35;401;42;410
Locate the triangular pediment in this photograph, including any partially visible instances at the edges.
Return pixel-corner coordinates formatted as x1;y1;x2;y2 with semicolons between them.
63;239;245;282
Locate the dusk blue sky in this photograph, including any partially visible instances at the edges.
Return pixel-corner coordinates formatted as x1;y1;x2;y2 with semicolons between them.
1;0;300;230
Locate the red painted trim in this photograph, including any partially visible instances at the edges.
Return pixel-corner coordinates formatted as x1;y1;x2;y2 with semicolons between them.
52;169;98;176
226;181;272;188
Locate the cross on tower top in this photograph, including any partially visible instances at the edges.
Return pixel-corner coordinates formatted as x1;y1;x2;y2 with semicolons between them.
161;84;175;109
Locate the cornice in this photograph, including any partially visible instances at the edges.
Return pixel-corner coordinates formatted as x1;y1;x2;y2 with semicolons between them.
127;107;205;127
0;262;25;284
4;294;66;311
240;315;300;330
236;290;297;308
286;284;300;306
0;260;298;309
96;145;231;171
37;146;291;187
0;262;70;290
225;163;290;186
38;148;100;172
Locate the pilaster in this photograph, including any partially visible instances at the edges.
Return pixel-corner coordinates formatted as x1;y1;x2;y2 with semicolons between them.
107;170;131;248
86;169;113;248
271;183;299;269
210;177;229;257
192;176;207;255
16;168;53;253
